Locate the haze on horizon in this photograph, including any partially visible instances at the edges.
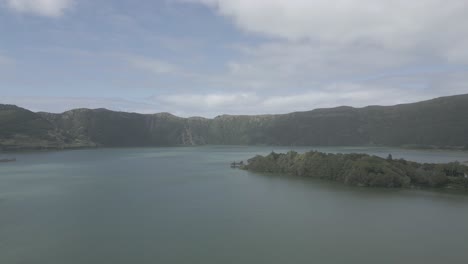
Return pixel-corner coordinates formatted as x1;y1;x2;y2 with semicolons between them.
1;0;468;117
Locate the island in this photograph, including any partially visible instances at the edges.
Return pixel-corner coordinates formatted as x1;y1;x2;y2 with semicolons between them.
241;151;468;189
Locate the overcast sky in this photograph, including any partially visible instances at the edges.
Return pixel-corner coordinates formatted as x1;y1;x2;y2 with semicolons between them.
1;0;468;117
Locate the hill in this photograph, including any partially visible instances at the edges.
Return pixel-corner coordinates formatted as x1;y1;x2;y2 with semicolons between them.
1;94;468;150
0;105;95;150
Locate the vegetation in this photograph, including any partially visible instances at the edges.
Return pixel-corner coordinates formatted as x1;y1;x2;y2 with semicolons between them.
0;105;95;150
1;94;468;149
243;151;468;189
0;104;52;139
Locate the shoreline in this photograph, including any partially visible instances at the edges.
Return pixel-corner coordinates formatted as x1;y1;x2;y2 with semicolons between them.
242;151;468;191
2;143;467;153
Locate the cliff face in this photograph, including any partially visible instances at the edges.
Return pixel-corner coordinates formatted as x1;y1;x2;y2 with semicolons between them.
1;94;468;150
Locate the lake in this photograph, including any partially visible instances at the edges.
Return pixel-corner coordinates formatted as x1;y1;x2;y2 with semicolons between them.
1;146;468;264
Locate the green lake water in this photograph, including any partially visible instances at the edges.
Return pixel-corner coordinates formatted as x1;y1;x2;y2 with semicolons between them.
1;146;468;264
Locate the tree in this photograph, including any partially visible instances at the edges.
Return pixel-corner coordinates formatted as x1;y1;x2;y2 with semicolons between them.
387;154;393;161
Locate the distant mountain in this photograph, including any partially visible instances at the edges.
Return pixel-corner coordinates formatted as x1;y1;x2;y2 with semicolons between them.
0;104;96;150
1;94;468;150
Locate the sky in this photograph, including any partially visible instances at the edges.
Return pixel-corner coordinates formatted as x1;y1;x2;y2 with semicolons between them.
1;0;468;117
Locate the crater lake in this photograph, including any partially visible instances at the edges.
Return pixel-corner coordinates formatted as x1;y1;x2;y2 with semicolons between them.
1;146;468;264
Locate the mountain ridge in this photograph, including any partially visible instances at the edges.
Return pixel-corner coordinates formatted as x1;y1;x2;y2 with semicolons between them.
1;94;468;150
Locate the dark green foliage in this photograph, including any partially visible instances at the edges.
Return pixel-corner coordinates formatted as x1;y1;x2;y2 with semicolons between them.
243;151;468;189
0;105;95;150
0;105;52;139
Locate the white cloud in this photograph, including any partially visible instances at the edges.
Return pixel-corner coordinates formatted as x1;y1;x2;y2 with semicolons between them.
127;56;178;75
5;0;74;17
2;1;467;117
189;0;468;46
153;68;468;117
3;69;468;117
173;0;468;108
160;92;259;108
178;40;419;95
188;0;468;57
260;84;423;110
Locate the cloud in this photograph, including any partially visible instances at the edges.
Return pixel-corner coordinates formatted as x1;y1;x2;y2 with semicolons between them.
2;1;467;117
127;56;178;75
178;40;420;94
159;92;259;108
3;68;467;117
4;0;74;17
189;0;468;43
174;0;468;107
188;0;468;57
153;68;468;117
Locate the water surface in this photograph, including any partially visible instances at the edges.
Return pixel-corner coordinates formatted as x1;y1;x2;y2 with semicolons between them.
1;146;468;264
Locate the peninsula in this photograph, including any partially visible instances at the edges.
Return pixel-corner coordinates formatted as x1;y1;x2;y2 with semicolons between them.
242;151;468;189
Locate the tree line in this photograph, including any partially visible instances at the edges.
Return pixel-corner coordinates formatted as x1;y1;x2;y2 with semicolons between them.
243;151;468;189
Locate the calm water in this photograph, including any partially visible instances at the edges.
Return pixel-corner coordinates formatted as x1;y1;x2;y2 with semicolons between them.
1;146;468;264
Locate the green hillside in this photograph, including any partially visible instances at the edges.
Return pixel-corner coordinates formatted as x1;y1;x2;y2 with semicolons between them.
1;94;468;150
